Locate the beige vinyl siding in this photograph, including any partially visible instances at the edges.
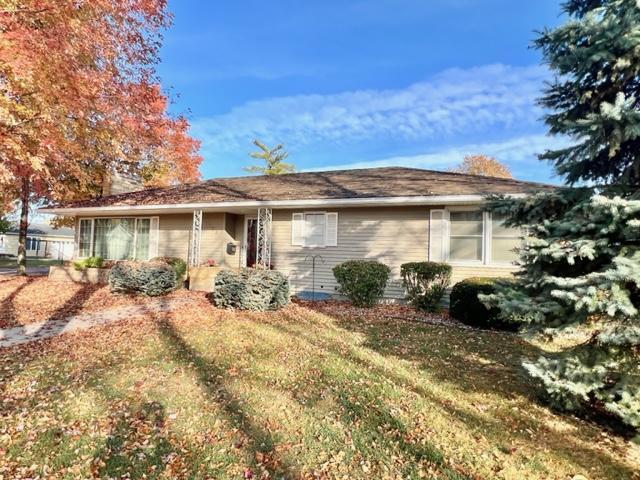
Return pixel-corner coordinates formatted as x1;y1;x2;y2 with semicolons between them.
72;207;519;299
269;206;519;300
200;213;241;268
270;207;429;298
155;213;240;266
157;214;191;260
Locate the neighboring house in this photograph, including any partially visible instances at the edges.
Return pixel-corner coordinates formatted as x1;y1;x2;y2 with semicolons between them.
39;167;550;298
0;223;75;260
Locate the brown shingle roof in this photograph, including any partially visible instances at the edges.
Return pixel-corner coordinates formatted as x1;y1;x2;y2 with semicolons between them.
57;167;554;208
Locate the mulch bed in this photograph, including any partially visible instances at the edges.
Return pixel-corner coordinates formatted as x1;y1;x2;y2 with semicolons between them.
294;299;472;329
0;275;469;332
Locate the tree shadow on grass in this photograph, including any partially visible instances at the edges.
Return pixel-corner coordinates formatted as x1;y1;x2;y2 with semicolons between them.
146;303;299;479
0;282;99;396
0;277;35;328
268;306;639;480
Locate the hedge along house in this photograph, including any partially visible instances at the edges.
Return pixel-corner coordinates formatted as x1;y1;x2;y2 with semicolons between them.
39;167;549;299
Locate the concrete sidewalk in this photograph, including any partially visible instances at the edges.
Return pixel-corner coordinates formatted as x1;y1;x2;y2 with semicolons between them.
0;267;50;276
0;297;191;348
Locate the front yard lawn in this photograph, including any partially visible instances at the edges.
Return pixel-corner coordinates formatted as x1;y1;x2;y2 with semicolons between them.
0;280;638;479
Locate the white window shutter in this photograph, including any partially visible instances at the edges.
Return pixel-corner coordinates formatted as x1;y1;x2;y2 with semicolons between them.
291;213;304;246
149;217;160;258
325;212;338;246
429;210;446;262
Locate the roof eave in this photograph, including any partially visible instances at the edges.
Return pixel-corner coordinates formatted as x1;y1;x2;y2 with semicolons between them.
38;194;529;217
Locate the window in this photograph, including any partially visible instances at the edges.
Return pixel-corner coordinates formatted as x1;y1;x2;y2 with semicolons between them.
291;212;338;247
94;218;135;260
78;219;93;258
491;213;521;263
77;217;156;260
449;211;483;262
135;218;151;260
429;209;523;265
305;213;326;247
26;237;41;251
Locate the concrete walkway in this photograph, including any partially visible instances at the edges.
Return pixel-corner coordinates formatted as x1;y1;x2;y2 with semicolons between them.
0;297;190;348
0;267;50;276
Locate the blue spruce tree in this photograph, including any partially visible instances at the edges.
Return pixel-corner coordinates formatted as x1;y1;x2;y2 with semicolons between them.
485;0;640;431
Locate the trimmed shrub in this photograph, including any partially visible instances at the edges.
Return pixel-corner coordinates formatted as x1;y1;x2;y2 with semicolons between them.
73;256;104;271
450;277;518;331
333;260;390;307
213;269;290;311
150;256;187;280
109;260;178;296
400;262;452;312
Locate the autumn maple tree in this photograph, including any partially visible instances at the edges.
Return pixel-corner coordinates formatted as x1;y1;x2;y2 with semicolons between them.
0;0;202;274
451;155;513;178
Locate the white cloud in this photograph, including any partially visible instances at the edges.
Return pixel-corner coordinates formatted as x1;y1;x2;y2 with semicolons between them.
191;64;550;158
303;133;572;180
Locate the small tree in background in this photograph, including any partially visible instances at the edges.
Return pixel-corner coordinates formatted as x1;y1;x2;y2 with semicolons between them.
484;0;640;431
244;140;295;175
0;216;13;234
451;155;512;178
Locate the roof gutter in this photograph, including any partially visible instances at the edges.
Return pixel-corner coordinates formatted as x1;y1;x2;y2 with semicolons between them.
38;194;528;216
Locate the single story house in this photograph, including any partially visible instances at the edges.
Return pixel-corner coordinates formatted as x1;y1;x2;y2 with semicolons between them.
39;167;548;299
0;223;74;260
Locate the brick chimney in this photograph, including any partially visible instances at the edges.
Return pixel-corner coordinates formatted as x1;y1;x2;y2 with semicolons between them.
102;172;144;196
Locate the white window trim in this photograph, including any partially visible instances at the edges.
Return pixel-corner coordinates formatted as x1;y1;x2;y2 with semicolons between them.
443;208;519;266
77;216;157;260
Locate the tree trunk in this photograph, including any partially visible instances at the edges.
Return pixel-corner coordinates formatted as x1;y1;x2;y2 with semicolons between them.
17;178;29;276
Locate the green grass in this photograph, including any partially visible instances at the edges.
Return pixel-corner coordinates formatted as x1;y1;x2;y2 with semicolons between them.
0;299;637;479
0;257;63;268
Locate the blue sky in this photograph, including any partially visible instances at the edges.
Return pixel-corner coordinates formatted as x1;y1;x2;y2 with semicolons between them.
158;0;566;183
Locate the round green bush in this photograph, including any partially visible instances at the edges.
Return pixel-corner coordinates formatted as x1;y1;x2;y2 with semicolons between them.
400;261;452;312
150;256;187;280
449;277;518;331
213;269;290;311
109;260;178;297
333;260;390;307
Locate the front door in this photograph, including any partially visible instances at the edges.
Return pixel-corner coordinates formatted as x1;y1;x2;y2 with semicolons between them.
245;217;258;267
